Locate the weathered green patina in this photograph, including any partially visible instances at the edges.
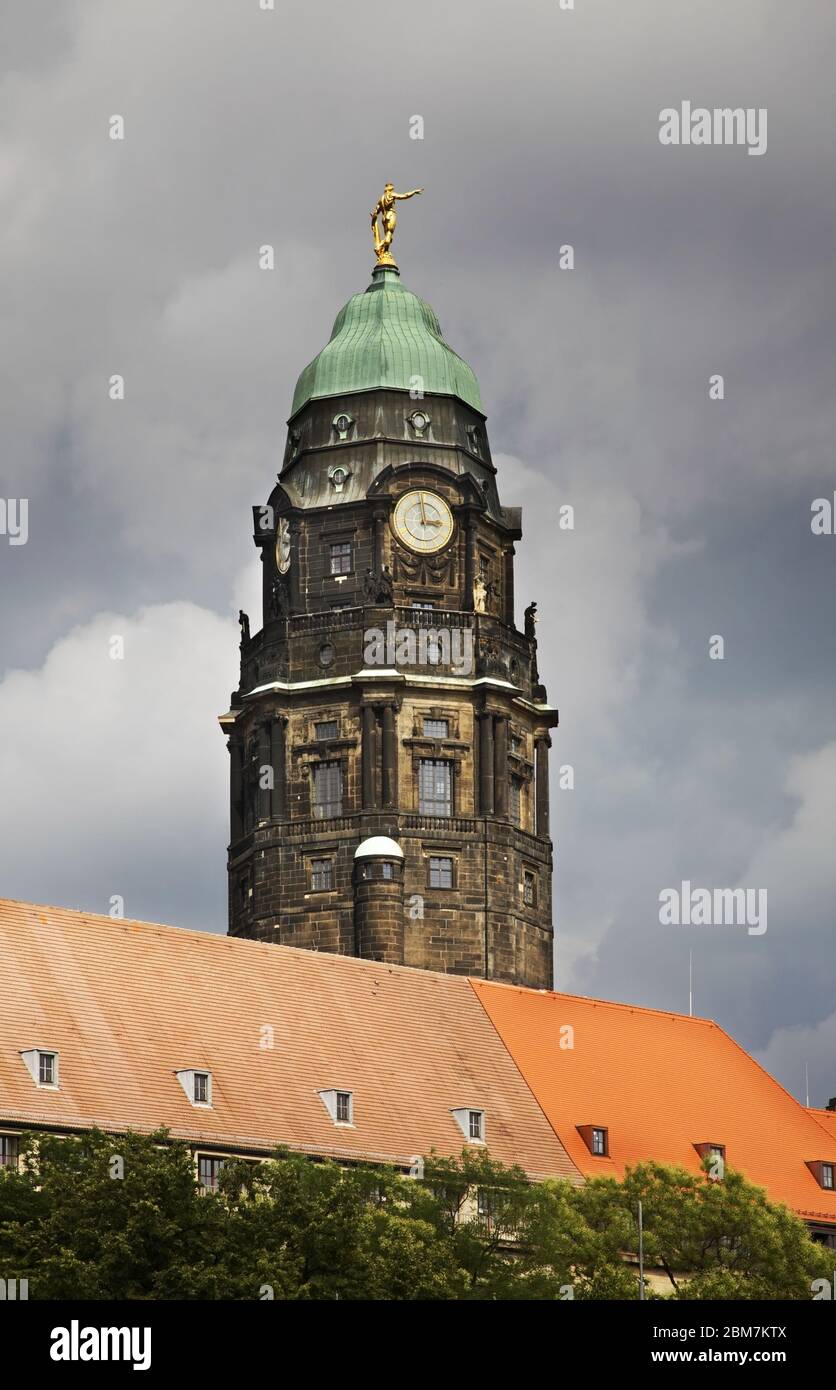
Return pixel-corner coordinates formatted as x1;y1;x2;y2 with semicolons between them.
290;265;482;417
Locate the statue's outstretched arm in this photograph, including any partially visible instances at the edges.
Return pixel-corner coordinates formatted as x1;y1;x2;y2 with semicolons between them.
394;187;424;200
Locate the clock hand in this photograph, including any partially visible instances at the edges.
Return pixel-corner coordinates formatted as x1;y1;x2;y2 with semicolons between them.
419;493;427;526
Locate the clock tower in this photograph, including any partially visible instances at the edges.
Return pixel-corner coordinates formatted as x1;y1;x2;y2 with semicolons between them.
220;254;558;989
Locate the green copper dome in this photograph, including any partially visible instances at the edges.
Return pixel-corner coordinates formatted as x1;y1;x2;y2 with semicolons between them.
290;266;483;417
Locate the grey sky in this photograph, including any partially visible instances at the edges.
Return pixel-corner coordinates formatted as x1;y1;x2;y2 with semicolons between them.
1;0;834;1104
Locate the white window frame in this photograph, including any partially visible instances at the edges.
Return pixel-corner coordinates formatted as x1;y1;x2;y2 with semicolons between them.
20;1048;60;1090
175;1068;213;1109
319;1088;354;1127
451;1107;486;1144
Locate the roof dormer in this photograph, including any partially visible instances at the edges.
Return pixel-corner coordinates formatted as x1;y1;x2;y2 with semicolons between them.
175;1068;212;1108
20;1048;59;1090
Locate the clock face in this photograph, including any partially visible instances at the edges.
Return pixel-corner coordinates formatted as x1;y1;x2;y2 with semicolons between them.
392;490;454;554
275;518;291;574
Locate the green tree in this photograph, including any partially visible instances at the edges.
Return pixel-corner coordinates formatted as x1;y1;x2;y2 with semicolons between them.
602;1160;833;1299
0;1131;829;1300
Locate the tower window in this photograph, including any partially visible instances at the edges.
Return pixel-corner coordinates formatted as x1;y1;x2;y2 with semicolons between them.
381;862;394;880
418;760;452;817
429;856;453;889
0;1135;19;1170
509;776;523;826
522;869;536;906
423;718;448;739
39;1052;57;1086
313;761;343;818
315;720;338;741
329;541;352;575
311;858;334;891
198;1155;224;1192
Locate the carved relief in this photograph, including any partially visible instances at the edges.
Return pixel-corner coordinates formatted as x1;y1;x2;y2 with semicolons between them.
392;542;456;588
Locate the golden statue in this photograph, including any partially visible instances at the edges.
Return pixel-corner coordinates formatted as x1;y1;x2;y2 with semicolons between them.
371;183;424;266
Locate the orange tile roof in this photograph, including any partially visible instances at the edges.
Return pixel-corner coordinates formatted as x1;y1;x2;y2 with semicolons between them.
807;1107;836;1145
0;900;578;1183
472;980;836;1226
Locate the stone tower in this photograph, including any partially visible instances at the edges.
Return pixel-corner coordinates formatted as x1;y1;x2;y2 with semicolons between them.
219;259;558;988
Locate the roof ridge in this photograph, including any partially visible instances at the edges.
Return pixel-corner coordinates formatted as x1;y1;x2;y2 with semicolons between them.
471;976;717;1027
0;899;487;987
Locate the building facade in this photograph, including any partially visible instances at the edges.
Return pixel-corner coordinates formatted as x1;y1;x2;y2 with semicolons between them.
220;260;558;988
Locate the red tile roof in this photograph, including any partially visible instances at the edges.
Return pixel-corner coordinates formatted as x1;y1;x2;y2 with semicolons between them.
472;980;836;1226
0;899;578;1182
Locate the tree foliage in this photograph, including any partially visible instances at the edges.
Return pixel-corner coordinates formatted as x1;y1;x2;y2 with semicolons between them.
0;1131;828;1300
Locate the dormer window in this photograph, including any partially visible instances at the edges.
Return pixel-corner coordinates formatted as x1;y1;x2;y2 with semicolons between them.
332;413;354;441
806;1160;836;1190
407;409;430;437
328;463;351;492
451;1107;485;1143
319;1089;354;1126
577;1124;609;1157
694;1142;725;1162
176;1068;212;1108
20;1048;59;1090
